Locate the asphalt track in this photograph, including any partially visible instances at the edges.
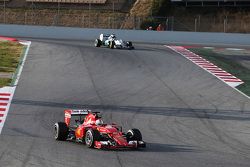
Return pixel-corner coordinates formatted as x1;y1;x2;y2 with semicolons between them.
0;39;250;167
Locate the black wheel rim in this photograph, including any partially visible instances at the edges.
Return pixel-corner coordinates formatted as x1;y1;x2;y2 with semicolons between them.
54;125;58;139
85;131;93;146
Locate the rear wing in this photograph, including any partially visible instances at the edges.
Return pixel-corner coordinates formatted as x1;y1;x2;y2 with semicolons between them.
100;33;110;41
64;109;91;126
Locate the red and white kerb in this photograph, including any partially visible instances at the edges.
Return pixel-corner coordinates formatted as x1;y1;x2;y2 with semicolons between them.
166;46;244;88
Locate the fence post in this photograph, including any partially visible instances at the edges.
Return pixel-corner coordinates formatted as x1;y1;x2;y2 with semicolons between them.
138;17;141;30
224;18;227;33
112;1;115;29
133;15;136;30
3;0;6;23
31;3;34;25
82;15;85;28
25;11;27;25
112;14;115;29
194;18;197;32
57;2;60;17
52;14;57;26
166;18;168;31
198;15;201;31
109;16;111;29
96;14;98;29
88;3;91;28
171;16;174;31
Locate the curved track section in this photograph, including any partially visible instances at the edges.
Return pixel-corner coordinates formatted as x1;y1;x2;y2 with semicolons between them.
0;40;250;167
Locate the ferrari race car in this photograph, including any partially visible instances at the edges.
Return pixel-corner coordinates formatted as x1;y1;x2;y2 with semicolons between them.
94;34;134;49
54;109;146;149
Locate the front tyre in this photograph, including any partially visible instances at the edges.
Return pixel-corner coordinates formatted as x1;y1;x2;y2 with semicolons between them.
126;128;142;141
54;122;69;141
126;41;132;47
126;41;134;50
85;129;100;148
94;39;101;47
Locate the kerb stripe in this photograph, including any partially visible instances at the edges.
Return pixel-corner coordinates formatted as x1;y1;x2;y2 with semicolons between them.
0;98;10;101
0;93;11;96
0;108;6;111
0;103;8;106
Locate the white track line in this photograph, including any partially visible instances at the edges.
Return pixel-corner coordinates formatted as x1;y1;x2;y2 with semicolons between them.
166;45;249;99
0;41;31;134
0;88;14;133
166;45;243;87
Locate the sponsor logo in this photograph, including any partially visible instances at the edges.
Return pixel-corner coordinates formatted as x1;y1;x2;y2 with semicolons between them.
65;112;71;118
71;109;91;115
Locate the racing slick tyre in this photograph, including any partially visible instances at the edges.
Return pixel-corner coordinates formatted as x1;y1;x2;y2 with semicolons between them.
85;129;100;148
126;42;134;50
109;41;115;49
95;39;101;47
126;41;132;47
126;128;142;141
54;122;69;141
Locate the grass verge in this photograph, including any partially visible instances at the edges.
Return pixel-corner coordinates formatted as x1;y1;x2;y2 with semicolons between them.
189;48;250;97
0;41;23;87
0;78;12;88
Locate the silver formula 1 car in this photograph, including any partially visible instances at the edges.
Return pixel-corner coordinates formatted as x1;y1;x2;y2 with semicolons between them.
94;34;134;49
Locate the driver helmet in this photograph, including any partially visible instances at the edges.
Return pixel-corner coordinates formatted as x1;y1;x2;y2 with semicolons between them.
110;34;116;39
95;119;104;126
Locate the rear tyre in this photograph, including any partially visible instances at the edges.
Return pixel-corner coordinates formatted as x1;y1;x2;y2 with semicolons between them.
94;39;101;47
54;122;69;141
126;128;142;141
85;129;100;148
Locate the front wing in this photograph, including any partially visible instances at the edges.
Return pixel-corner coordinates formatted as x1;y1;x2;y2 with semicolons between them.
94;140;146;149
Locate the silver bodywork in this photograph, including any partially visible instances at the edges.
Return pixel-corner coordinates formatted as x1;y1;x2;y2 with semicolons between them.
96;34;134;49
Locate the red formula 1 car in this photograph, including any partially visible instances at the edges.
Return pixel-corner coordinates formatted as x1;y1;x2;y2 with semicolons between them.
54;109;146;149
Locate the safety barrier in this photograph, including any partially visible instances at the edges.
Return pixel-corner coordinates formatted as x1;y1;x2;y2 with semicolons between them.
26;0;107;3
1;24;250;45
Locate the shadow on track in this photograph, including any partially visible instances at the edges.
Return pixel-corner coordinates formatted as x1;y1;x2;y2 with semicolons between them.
56;141;196;153
91;143;196;153
12;99;250;121
145;143;196;153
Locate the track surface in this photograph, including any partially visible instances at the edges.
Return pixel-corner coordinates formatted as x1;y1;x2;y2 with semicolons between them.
0;40;250;167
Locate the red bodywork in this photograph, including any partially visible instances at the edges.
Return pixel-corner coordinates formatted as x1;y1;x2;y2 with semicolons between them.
65;109;96;139
64;109;142;149
0;36;18;42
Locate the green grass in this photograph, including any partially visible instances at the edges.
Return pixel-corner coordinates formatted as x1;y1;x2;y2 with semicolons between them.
0;42;22;71
0;41;23;87
189;48;250;96
0;78;12;87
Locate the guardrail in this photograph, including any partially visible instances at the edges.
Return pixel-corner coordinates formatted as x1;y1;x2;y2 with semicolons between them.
1;24;250;45
25;0;107;3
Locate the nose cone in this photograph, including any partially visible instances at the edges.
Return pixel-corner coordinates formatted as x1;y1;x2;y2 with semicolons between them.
112;134;128;146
